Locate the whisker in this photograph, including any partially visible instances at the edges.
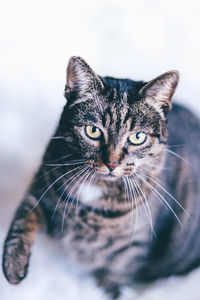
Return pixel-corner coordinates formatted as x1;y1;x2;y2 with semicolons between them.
51;166;88;220
137;172;183;225
51;136;66;140
87;170;96;188
122;177;128;206
33;165;63;183
45;153;75;164
75;169;95;217
28;165;84;214
67;168;91;213
55;153;73;160
131;178;143;221
33;155;83;183
61;168;90;232
167;144;186;148
44;160;86;167
127;177;139;244
83;171;97;208
133;176;156;238
56;165;87;192
128;177;137;227
144;162;169;171
123;177;132;211
166;149;190;164
140;171;190;217
125;177;135;236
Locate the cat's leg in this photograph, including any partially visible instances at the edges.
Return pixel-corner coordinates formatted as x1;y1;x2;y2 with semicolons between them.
2;193;45;284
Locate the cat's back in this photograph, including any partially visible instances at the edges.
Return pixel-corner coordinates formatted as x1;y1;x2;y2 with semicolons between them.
167;103;200;152
166;102;200;188
167;103;200;191
142;103;200;280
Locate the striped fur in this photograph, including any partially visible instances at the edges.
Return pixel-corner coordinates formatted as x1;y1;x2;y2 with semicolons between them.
2;57;200;299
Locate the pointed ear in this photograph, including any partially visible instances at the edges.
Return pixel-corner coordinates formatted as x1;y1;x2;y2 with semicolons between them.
139;71;179;113
64;56;104;97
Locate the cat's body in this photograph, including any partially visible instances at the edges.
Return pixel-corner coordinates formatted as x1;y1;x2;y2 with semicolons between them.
3;57;200;299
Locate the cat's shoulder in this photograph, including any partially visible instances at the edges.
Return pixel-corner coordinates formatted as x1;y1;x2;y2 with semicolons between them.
167;102;200;149
168;103;200;131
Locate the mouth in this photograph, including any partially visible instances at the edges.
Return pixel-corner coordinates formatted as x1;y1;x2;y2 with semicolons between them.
99;172;119;181
107;173;116;178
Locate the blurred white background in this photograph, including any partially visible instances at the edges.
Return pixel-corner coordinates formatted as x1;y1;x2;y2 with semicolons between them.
0;0;200;299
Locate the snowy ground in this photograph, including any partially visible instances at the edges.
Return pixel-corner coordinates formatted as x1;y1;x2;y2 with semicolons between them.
1;0;200;299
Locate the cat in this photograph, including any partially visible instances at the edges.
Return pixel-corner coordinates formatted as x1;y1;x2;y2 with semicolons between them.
2;56;200;299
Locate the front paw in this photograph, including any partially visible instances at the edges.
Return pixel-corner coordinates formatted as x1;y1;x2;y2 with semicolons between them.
2;241;30;285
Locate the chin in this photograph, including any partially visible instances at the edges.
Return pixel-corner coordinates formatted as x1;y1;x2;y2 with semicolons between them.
99;173;122;181
106;174;118;181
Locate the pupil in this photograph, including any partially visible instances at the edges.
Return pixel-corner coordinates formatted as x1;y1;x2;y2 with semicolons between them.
92;127;97;133
136;132;141;139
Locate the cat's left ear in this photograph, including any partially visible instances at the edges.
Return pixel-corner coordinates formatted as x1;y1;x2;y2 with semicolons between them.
64;56;104;98
139;71;179;113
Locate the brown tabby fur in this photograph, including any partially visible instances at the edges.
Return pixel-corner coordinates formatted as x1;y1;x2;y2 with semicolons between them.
2;56;200;299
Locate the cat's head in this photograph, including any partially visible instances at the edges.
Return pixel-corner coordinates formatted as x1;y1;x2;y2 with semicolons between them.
60;56;179;180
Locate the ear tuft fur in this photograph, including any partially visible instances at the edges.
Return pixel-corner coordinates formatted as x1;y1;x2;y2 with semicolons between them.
64;56;104;97
139;71;179;112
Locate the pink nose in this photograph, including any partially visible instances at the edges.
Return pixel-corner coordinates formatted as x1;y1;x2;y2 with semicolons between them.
106;162;120;170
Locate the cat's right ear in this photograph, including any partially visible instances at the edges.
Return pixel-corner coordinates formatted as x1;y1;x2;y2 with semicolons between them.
139;71;179;114
64;56;104;99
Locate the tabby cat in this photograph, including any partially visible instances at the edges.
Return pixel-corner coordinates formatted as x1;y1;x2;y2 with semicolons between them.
3;56;200;299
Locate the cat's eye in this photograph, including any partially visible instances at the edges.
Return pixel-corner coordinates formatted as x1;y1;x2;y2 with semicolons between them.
129;132;147;145
85;125;102;140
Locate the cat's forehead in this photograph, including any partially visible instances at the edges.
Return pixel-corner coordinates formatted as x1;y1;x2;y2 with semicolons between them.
103;100;157;134
69;77;162;135
76;91;159;134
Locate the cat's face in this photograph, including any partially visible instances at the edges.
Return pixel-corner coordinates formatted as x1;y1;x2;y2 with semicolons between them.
62;56;179;180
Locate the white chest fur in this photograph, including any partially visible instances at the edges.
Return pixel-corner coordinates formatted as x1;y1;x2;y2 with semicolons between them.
78;183;104;204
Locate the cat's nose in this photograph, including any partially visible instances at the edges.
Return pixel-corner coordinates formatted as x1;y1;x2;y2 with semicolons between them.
106;161;120;171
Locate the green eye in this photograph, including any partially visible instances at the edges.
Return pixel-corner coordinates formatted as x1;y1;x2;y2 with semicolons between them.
129;132;147;145
85;125;102;139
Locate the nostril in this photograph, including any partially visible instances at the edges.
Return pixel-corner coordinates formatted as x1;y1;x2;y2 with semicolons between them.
106;162;120;171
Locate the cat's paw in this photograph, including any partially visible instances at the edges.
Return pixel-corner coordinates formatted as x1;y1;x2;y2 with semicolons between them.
2;243;30;284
